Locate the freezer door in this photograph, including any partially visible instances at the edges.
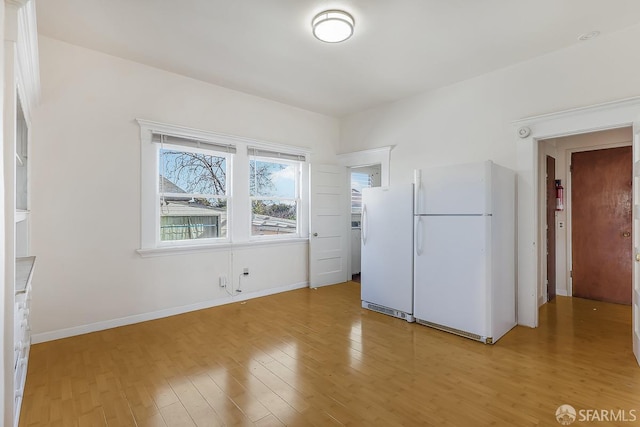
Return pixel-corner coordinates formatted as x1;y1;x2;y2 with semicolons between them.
414;215;490;337
415;161;490;215
361;185;414;314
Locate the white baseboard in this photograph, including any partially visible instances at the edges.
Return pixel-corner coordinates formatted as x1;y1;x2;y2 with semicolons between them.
556;289;569;297
31;281;309;344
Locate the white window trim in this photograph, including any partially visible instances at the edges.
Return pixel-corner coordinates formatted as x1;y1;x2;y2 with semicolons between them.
137;119;311;255
136;237;310;258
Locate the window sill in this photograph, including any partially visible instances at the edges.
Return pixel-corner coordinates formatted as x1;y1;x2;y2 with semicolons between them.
136;237;309;258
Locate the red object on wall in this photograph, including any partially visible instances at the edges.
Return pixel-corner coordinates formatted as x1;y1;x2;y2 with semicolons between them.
555;180;564;211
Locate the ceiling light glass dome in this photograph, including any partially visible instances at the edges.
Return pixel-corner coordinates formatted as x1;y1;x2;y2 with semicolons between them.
312;10;355;43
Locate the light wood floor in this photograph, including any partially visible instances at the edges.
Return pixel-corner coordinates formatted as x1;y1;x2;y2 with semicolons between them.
20;282;640;426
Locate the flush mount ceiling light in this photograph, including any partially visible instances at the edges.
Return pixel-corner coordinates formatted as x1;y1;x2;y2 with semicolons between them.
312;9;355;43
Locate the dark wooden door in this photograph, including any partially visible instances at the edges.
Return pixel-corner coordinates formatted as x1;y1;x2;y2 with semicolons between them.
572;147;632;305
546;156;556;302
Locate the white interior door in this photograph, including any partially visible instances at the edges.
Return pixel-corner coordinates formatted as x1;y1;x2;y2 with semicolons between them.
633;121;640;366
309;164;349;287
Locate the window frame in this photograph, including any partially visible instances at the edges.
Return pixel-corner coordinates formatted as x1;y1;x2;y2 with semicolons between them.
248;155;302;239
158;142;232;246
137;119;311;256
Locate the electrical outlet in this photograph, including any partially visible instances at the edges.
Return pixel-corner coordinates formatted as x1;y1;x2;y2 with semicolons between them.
243;268;249;276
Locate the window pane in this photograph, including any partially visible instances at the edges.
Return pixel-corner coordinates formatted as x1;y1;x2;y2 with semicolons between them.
250;159;295;198
251;200;297;236
351;172;372;213
160;149;226;196
160;198;227;241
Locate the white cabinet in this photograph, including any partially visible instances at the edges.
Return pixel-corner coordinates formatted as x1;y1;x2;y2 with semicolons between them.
5;2;39;425
13;77;34;427
14;257;34;427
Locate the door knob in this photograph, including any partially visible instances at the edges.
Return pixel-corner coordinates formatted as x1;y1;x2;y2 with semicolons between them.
313;233;318;237
636;253;640;262
623;231;631;238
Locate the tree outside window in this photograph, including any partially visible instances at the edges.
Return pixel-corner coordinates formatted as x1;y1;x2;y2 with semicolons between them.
249;158;299;236
159;146;229;241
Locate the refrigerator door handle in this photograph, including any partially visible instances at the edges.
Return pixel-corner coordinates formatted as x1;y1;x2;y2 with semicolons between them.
361;204;367;245
415;216;423;256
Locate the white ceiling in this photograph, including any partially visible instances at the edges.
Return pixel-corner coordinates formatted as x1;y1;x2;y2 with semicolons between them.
35;0;640;117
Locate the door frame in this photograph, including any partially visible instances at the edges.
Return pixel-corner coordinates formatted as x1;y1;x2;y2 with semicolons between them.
514;96;640;328
337;147;392;278
545;155;556;303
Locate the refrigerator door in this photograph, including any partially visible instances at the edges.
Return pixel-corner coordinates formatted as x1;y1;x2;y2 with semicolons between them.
414;215;490;337
361;185;414;315
415;161;490;215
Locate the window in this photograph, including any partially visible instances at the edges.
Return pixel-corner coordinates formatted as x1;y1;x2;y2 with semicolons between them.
351;171;372;213
138;120;310;254
148;130;236;246
249;149;303;237
159;144;230;242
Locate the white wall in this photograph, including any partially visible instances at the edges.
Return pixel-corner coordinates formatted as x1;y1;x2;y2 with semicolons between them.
341;23;640;178
340;23;640;325
29;36;340;341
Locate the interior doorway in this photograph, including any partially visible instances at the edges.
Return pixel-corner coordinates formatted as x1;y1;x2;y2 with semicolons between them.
336;146;391;285
514;98;640;364
349;164;381;282
539;127;633;305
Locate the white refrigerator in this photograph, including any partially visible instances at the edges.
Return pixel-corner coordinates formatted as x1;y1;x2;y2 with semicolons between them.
413;160;516;344
361;185;414;322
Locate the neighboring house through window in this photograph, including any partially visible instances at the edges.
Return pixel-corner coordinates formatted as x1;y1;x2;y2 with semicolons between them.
156;136;233;245
249;148;303;237
159;144;229;241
